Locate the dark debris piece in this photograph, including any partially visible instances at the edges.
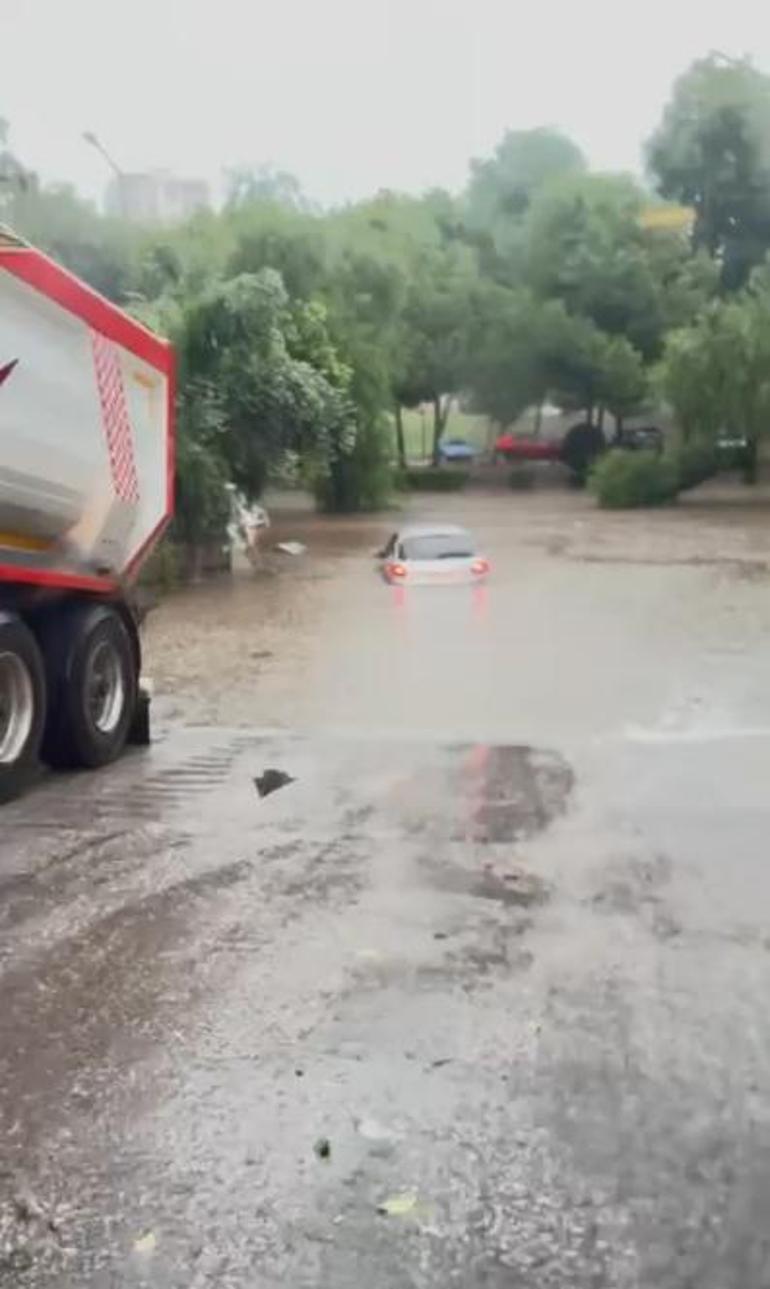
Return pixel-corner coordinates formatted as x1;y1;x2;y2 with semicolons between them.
254;769;296;798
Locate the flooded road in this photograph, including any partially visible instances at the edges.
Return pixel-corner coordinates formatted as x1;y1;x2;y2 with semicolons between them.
3;485;770;1286
147;484;770;743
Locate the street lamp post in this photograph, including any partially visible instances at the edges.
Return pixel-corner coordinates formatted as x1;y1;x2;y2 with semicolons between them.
82;131;124;214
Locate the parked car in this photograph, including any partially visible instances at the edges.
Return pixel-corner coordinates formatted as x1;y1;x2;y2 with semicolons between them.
613;426;664;452
439;438;476;462
494;432;560;463
377;524;490;585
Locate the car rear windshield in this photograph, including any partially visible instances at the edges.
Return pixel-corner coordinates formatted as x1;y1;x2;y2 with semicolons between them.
400;534;474;560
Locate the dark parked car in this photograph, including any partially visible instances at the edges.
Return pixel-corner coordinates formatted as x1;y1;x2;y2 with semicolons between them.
613;426;664;452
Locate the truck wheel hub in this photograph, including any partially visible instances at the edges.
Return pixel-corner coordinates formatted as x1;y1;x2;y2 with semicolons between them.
0;651;34;763
86;641;125;735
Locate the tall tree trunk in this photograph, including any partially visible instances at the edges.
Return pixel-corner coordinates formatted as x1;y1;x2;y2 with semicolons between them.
432;395;451;465
613;413;623;445
394;403;406;469
743;435;759;484
597;405;606;434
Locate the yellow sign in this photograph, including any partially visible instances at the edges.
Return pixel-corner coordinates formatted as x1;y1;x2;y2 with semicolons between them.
639;206;694;232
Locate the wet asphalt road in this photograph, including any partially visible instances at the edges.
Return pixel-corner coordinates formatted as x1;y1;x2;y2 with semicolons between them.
3;489;770;1286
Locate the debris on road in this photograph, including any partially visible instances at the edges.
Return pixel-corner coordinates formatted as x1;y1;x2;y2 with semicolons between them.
133;1231;157;1256
377;1191;418;1217
254;768;296;798
314;1137;332;1161
275;541;306;556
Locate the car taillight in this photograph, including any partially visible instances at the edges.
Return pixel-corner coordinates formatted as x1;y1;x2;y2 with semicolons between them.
386;562;407;580
471;558;490;576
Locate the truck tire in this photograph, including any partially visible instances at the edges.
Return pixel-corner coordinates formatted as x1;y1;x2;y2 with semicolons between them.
41;603;137;770
0;614;46;803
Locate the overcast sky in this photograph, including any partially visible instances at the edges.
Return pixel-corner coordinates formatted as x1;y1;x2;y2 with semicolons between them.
1;0;767;208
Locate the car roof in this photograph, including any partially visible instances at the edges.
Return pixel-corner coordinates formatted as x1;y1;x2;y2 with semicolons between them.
397;523;470;539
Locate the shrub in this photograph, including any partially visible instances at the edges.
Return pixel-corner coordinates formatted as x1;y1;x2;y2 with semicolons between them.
670;439;719;491
508;465;536;490
396;467;469;492
589;449;679;509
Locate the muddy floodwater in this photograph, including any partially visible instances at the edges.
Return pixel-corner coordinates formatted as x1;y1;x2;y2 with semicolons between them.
146;482;770;743
4;481;770;1287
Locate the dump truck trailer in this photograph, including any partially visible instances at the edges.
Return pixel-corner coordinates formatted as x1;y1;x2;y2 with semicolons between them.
0;227;174;801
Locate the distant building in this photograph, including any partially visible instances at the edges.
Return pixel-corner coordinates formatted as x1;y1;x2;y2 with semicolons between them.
105;171;209;223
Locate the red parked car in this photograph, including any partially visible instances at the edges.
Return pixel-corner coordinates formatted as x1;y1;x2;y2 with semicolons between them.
494;433;561;462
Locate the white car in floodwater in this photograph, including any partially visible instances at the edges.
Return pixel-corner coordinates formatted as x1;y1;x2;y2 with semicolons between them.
378;523;490;585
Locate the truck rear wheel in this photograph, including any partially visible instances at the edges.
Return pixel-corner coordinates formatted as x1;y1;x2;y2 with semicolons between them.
0;615;46;802
41;604;137;770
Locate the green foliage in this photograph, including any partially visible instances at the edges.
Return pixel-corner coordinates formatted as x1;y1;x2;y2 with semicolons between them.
668;438;719;491
465;128;585;277
524;172;714;362
648;55;770;288
661;265;770;453
177;269;356;501
396;467;469;492
172;382;234;546
589;450;679;508
227;202;327;298
226;165;313;213
139;539;183;591
313;415;393;512
598;337;648;419
466;284;551;424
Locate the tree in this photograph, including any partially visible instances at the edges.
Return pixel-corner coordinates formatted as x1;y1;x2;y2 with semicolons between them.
661;266;770;478
465;128;585;277
227;202;327;299
541;308;612;423
0;117;33;210
660;311;727;442
648;55;770;288
326;191;475;464
465;284;551;425
180;269;355;499
226;165;314;212
398;246;478;461
10;182;141;301
525;173;667;357
597;336;648;430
